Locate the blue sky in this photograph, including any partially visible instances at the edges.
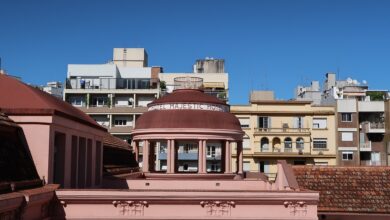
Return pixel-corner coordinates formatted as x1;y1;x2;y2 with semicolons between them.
1;0;389;104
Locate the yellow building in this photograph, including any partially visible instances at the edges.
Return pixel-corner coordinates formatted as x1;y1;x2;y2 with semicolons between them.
231;91;337;179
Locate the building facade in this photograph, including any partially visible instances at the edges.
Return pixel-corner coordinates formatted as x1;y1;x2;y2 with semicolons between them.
54;78;319;220
231;91;336;179
63;48;161;142
159;58;229;102
295;72;389;166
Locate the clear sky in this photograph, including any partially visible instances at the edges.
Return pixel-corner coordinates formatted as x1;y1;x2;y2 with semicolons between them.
1;0;389;104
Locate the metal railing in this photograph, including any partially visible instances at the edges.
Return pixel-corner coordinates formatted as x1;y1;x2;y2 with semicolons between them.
255;128;310;133
66;78;155;90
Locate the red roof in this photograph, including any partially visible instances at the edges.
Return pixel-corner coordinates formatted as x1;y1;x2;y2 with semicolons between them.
135;110;241;130
293;166;390;214
149;89;226;106
0;74;105;131
103;133;131;151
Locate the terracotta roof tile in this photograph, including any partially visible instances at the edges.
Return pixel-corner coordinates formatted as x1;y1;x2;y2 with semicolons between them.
293;166;390;214
0;74;105;131
103;133;131;150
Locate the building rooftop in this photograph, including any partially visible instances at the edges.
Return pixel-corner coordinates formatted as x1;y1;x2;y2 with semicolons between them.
293;166;390;214
0;74;105;131
103;133;131;151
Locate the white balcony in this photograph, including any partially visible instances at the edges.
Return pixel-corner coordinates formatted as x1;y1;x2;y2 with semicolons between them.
361;122;385;133
359;142;372;151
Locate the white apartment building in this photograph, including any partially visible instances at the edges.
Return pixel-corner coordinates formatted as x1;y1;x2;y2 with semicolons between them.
63;48;161;142
159;58;229;102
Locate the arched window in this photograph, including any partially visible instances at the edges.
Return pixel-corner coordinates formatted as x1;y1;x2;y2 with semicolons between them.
260;137;269;152
272;137;281;152
296;137;304;149
284;137;292;152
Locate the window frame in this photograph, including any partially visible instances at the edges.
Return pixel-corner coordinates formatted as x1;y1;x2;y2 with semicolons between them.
342;151;354;161
313;138;327;149
341;113;352;122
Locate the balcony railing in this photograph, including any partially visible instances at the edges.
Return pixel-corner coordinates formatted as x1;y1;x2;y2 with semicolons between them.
360;160;384;166
361;122;385;133
256;147;306;154
255;128;310;133
66;78;155;90
359;142;372;151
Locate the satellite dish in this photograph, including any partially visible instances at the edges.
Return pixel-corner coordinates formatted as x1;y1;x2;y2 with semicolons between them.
347;77;353;84
362;80;367;84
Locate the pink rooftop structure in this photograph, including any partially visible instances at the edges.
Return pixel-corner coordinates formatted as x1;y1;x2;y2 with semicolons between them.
53;77;319;219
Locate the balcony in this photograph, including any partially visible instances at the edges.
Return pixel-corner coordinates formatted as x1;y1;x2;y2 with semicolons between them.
360;160;385;166
359;142;372;151
66;78;156;90
255;147;307;156
254;128;310;135
361;122;385;133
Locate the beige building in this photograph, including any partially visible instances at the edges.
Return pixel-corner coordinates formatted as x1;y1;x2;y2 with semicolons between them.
231;91;336;179
159;58;229;102
63;48;161;143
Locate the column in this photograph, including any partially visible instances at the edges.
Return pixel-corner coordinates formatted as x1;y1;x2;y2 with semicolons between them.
170;140;176;173
167;140;172;173
198;140;203;173
133;94;136;108
134;141;139;162
237;141;243;174
109;94;113;109
202;140;207;173
142;140;150;172
224;140;231;173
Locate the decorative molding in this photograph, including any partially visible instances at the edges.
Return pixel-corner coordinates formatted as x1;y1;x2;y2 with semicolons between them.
283;201;307;217
200;201;235;217
112;201;148;216
148;103;229;112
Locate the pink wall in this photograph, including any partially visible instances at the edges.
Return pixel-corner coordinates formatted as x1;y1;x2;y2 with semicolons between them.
9;115;105;189
55;189;318;219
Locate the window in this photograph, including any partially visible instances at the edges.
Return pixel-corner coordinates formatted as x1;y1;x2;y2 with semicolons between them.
284;137;292;148
114;119;127;126
207;146;216;157
184;143;197;153
92;96;108;107
239;118;250;128
243;137;250;150
341;132;353;141
341;113;352;122
293;117;304;128
260;137;269;151
258;117;270;129
209;163;221;172
243;161;251;172
70;96;84;106
313;138;327;149
296;137;304;149
313;118;327;129
342;151;353;160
